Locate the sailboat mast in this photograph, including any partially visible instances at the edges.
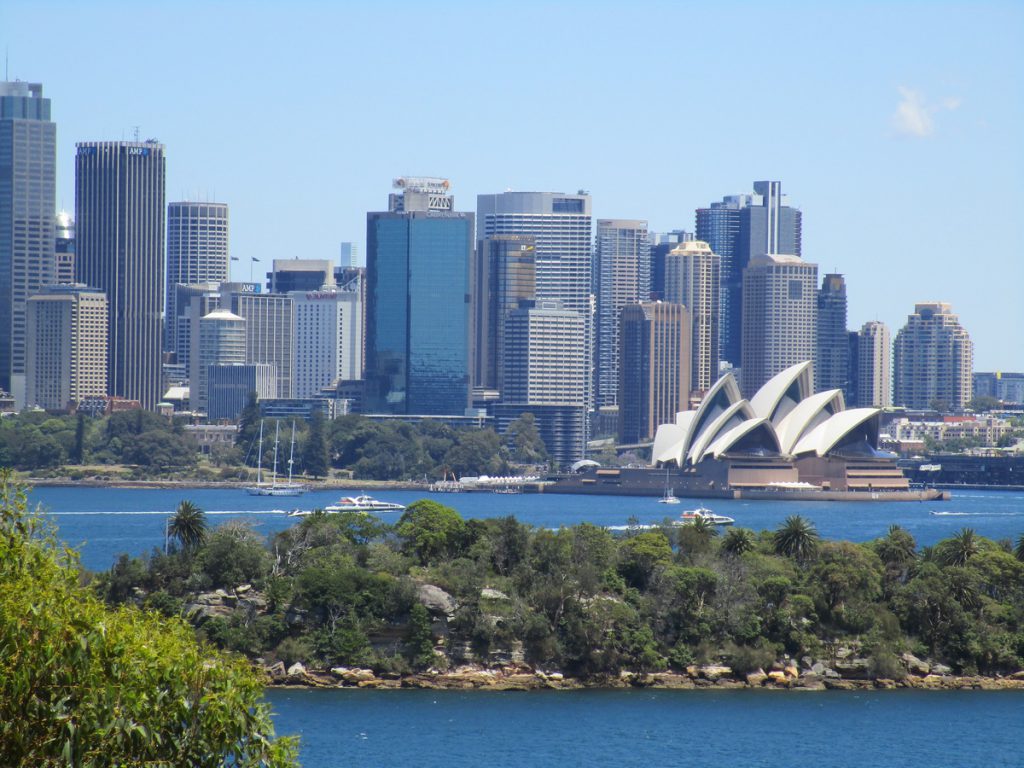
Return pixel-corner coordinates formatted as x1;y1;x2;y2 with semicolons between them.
288;421;296;484
256;420;264;485
271;421;280;486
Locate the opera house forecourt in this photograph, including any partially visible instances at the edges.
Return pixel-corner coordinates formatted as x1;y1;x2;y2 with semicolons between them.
550;361;946;501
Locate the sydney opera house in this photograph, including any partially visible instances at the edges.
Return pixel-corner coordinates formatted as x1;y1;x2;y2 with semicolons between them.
551;361;943;500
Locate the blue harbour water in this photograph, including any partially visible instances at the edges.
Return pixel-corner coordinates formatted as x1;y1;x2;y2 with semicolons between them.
26;485;1024;766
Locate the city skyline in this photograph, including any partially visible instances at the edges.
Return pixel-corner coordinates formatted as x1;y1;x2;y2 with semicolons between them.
1;1;1022;370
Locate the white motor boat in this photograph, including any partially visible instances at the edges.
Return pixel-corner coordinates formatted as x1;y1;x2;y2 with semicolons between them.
287;495;406;516
678;507;735;526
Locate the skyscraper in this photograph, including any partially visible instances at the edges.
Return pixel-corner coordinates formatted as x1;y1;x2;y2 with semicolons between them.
291;286;362;398
54;212;75;284
618;301;691;444
25;285;108;410
648;230;692;301
894;303;972;411
229;290;294;399
0;81;56;403
269;259;334;293
856;321;891;407
595;219;650;408
75;140;166;409
473;235;536;391
816;273;849;395
664;240;720;394
165;202;229;355
193;309;246;413
366;178;473;415
696;182;802;366
740;254;818;398
477;191;594;410
494;299;587;465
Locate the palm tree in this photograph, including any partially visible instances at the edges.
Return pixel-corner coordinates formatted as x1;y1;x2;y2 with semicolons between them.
167;500;208;554
937;527;980;567
773;515;820;562
721;527;755;557
876;524;917;566
1015;534;1024;563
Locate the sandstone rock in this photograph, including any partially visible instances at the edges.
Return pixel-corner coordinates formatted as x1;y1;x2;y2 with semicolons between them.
287;662;306;677
901;653;930;675
767;671;789;685
746;670;768;686
235;583;252;594
700;664;733;681
931;663;953;675
823;678;858;690
811;662;825;676
266;661;286;680
417;584;456;615
783;664;799;679
480;588;510;600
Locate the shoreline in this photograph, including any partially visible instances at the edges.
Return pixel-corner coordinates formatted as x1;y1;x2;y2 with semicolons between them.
265;665;1024;692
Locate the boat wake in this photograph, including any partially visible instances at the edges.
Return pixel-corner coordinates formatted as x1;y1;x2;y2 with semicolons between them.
930;510;1024;517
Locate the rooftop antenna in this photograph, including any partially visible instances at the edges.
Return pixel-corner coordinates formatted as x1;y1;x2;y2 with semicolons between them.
5;48;8;81
133;126;140;142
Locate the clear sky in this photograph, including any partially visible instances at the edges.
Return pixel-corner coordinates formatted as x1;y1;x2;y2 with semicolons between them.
4;0;1022;370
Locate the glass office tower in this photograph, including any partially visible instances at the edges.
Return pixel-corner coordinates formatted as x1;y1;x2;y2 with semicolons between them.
367;178;473;415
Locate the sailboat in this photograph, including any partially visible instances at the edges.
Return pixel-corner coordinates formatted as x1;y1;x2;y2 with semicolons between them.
245;420;306;496
657;468;680;504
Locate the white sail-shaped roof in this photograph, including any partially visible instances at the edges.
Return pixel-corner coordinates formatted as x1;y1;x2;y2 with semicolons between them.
681;373;743;462
775;389;845;455
703;417;780;460
749;361;814;427
652;422;689;466
792;408;880;457
687;399;755;464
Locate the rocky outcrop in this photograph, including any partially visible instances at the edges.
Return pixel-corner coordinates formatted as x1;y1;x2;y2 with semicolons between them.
416;583;456;616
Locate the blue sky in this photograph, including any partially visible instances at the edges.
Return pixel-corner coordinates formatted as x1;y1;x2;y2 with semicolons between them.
4;0;1022;370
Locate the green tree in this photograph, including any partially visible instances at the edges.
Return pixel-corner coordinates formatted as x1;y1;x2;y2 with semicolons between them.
506;412;548;465
618;531;673;589
71;412;86;464
236;391;261;447
301;412;329;479
396;500;467;565
937;528;981;567
773;515;820;563
1015;534;1024;563
875;524;917;566
167;500;208;554
0;473;298;767
721;527;756;557
967;395;1001;413
404;602;437;670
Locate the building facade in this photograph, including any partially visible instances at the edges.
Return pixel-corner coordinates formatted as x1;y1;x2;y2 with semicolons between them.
894;302;973;411
648;230;692;301
54;211;75;285
473;234;536;391
618;301;691;444
856;320;891;407
696;182;802;367
207;363;277;422
75;140;166;409
815;273;849;395
228;290;294;399
0;81;56;403
25;285;108;410
165;202;229;355
367;178;473;415
193;309;246;413
291;287;363;398
664;240;720;394
477;191;594;411
595;219;650;408
269;258;334;294
740;254;818;398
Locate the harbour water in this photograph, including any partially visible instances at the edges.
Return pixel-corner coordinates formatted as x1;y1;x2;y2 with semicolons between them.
266;688;1022;768
25;485;1024;573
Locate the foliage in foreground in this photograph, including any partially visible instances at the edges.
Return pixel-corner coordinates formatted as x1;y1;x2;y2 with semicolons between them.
98;499;1024;681
0;474;298;767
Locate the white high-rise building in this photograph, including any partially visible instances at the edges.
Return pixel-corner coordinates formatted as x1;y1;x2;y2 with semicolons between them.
894;303;972;411
595;219;649;407
229;291;294;399
477;191;594;410
291;287;363;398
857;321;891;407
166;202;229;355
664;240;720;395
740;254;818;398
193;309;246;413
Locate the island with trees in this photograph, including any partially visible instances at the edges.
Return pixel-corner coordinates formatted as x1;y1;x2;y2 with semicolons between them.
91;496;1024;692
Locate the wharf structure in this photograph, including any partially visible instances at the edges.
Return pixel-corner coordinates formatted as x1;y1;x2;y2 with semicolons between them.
549;361;945;501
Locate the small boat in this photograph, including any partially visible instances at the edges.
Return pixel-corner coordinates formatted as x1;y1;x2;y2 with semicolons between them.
246;421;306;497
658;488;680;504
678;507;734;526
292;493;403;518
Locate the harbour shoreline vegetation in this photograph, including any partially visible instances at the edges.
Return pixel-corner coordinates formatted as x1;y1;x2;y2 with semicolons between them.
0;473;299;767
90;495;1024;692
